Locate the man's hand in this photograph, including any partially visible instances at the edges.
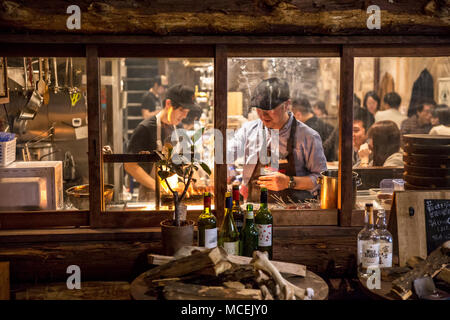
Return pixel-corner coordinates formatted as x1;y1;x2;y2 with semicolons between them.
257;172;289;191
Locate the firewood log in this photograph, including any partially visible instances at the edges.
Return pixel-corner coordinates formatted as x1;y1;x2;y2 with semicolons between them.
392;241;450;300
163;282;262;300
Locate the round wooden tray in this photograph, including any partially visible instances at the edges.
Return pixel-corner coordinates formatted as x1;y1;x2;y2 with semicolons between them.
403;173;450;188
130;268;329;300
404;164;450;177
404;144;450;156
403;134;450;146
403;154;450;168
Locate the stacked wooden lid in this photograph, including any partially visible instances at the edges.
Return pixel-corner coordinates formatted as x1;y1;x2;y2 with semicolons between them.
403;134;450;190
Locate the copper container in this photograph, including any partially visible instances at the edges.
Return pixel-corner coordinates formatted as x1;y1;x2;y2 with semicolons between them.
317;170;361;209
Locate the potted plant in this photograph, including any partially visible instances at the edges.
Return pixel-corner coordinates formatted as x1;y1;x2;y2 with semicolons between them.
155;128;211;255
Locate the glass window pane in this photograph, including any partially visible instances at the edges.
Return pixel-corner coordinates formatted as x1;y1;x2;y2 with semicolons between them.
101;58;215;211
227;57;340;210
0;57;88;211
353;57;450;210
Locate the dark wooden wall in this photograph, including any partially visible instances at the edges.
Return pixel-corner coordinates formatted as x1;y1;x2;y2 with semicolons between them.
0;0;448;35
0;226;359;285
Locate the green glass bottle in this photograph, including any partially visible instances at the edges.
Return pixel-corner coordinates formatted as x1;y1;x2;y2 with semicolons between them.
197;192;217;249
255;187;273;259
231;185;244;234
240;204;259;257
218;192;240;255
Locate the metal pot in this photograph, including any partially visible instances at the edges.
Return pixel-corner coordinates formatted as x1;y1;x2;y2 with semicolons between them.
17;142;56;161
317;170;362;209
66;184;114;210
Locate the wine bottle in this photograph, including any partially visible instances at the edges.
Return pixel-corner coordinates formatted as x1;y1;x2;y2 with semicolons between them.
255;187;273;259
218;192;240;255
240;204;259;257
231;185;244;234
197;192;217;249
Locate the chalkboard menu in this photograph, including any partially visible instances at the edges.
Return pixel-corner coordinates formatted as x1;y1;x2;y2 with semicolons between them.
424;199;450;253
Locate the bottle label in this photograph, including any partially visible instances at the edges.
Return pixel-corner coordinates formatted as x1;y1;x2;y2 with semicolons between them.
236;220;243;230
257;224;272;247
246;212;254;219
357;239;368;265
204;228;218;249
362;242;380;268
223;241;239;255
379;242;392;268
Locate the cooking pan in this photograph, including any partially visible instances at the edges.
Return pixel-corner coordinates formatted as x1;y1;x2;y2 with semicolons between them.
19;58;43;120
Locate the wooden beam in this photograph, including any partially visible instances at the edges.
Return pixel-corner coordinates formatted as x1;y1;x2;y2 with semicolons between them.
103;153;160;163
86;45;104;226
0;44;86;57
227;45;340;57
352;45;450;57
338;46;354;226
0;262;9;300
214;45;228;224
0;212;89;230
97;44;214;57
1;35;449;46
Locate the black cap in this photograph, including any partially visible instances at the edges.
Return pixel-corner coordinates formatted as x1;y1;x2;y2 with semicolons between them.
165;84;198;110
250;78;290;110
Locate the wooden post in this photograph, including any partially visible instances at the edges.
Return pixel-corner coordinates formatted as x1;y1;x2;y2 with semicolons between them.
0;262;9;300
86;45;104;227
338;46;354;226
214;45;228;224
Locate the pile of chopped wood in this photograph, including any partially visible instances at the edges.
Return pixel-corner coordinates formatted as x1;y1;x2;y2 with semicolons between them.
391;240;450;300
144;246;314;300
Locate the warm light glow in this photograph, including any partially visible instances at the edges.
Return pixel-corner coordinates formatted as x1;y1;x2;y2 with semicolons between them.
167;106;173;124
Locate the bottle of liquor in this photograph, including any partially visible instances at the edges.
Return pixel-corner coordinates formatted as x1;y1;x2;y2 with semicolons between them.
197;192;217;249
377;209;393;269
231;185;244;234
218;192;240;255
358;203;380;278
240;204;259;257
255;187;273;259
357;203;370;267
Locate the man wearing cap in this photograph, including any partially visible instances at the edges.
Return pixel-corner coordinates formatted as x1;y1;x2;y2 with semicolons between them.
228;78;327;202
125;84;196;201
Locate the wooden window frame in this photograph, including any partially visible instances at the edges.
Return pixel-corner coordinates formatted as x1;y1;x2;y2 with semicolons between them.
0;36;449;230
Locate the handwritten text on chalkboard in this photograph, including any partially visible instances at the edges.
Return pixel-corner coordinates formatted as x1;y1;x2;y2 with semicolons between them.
424;199;450;253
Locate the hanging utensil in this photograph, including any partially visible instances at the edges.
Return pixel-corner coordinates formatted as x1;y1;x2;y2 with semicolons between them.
53;58;59;93
19;58;43;120
65;57;69;90
23;58;28;94
36;58;46;96
43;58;50;105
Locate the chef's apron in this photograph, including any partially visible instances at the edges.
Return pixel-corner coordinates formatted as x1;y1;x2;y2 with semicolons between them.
138;112;177;201
247;117;314;203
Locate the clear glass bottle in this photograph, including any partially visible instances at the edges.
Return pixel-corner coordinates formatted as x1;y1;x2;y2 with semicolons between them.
240;204;259;257
358;203;380;278
377;209;393;269
231;185;244;234
218;192;240;255
197;192;217;249
255;187;273;259
357;203;370;267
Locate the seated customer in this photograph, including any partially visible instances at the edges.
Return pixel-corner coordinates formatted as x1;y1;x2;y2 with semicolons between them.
291;96;336;161
312;100;328;118
375;92;407;129
363;91;380;119
400;101;435;140
353;107;371;166
429;105;450;135
358;120;404;167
